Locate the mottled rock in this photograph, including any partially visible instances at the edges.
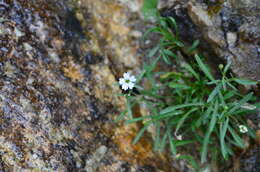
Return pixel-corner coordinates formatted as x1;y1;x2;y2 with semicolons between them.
185;0;260;80
230;0;260;15
239;146;260;172
0;0;176;171
188;2;213;27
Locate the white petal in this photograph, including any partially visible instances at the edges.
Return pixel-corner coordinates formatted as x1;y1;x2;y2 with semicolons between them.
119;78;125;85
127;82;135;89
239;125;248;133
129;75;136;82
123;72;131;80
122;84;129;91
176;135;182;140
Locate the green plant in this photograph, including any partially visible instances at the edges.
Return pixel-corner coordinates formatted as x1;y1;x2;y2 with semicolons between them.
118;1;259;170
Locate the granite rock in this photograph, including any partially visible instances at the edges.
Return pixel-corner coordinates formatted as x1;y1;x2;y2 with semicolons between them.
0;0;176;171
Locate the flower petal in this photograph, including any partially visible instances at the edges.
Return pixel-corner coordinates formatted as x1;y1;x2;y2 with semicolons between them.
123;72;131;80
122;84;129;91
129;75;136;82
128;82;135;89
119;78;125;85
239;125;248;133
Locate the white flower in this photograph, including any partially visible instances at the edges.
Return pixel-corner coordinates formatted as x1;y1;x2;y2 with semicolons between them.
176;135;183;140
238;125;248;133
119;72;136;91
174;131;182;140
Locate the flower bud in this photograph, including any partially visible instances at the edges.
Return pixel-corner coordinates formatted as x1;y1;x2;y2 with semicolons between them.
219;64;224;70
224;106;228;110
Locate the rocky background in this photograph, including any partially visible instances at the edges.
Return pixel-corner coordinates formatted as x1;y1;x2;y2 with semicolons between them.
0;0;259;172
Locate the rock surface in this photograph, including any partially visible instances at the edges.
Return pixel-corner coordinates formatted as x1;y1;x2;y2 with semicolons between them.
161;0;260;81
0;0;176;171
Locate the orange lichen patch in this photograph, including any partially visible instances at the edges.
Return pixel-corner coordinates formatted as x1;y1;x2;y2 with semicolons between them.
62;60;84;82
113;124;153;161
112;123;174;171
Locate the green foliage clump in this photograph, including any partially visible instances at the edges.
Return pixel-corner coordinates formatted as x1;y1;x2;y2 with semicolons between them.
118;0;259;170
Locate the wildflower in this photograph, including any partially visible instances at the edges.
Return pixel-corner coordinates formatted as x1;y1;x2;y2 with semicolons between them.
119;72;136;91
176;135;183;140
238;125;248;133
174;131;183;140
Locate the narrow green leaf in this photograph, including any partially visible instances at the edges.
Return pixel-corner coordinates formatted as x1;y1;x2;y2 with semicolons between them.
162;51;171;64
143;26;160;39
175;108;198;133
136;70;146;83
202;103;214;123
175;140;195;147
163;49;178;58
187;40;200;53
167;17;178;35
223;61;231;74
161;30;175;42
223;90;236;100
195;54;214;81
226;81;237;90
233;78;258;85
148;45;160;58
222;78;227;91
220;118;229;159
125;115;152;124
207;80;220;85
168;82;191;89
228;126;244;148
167;130;177;155
115;110;127;122
201;100;218;163
207;83;222;103
152;110;184;121
159;132;168;151
160;103;204;115
171;40;184;47
218;92;226;106
182;63;200;80
133;122;151;144
126;98;133;118
227;92;253;115
154;123;161;151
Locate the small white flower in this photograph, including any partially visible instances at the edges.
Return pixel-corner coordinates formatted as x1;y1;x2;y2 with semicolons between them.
238;125;248;133
174;131;182;140
176;135;183;140
119;72;136;91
